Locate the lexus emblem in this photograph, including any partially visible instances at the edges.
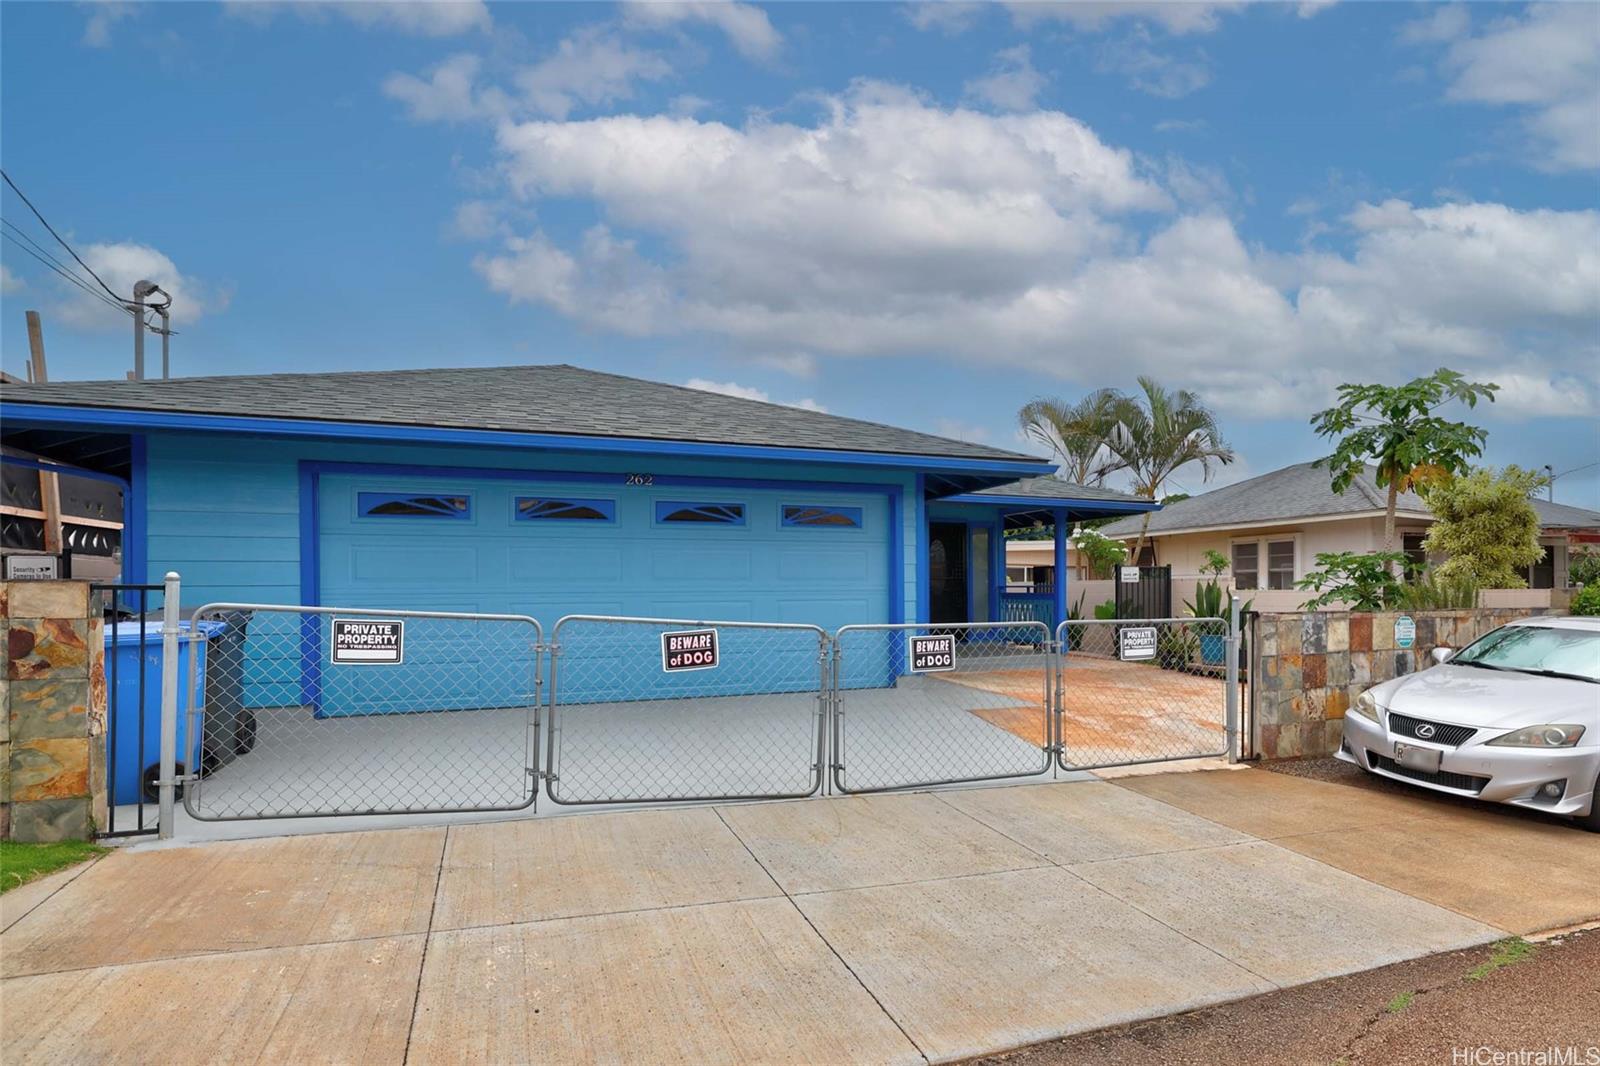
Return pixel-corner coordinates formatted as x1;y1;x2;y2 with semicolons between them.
1416;723;1436;739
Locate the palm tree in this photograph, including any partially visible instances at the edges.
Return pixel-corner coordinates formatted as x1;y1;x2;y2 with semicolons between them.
1104;376;1235;565
1018;389;1124;486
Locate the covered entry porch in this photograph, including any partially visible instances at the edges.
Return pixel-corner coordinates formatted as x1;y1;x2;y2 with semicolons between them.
920;477;1157;632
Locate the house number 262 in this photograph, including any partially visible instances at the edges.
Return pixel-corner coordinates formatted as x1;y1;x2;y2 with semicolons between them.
625;473;654;486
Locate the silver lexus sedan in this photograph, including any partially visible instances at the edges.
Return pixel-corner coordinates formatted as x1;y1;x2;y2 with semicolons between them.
1337;616;1600;830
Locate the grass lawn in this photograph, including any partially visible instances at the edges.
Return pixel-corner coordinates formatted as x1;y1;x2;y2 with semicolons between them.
0;839;108;894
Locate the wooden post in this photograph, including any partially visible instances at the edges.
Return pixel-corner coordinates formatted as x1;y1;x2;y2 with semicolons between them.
24;311;62;553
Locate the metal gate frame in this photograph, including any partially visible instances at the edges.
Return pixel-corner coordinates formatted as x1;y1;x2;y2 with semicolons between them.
1054;602;1239;773
832;620;1055;794
544;614;831;806
183;602;544;821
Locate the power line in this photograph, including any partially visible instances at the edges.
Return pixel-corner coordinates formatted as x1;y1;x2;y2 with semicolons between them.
1;168;129;303
1;226;133;319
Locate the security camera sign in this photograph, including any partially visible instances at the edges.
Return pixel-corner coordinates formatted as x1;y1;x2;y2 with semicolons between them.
908;633;956;673
1119;626;1158;662
662;628;719;672
332;618;404;665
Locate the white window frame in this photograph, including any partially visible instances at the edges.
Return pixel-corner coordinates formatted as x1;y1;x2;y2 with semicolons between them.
1229;533;1302;592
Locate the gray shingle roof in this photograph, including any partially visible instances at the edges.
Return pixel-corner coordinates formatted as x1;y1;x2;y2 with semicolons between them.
0;364;1048;465
965;477;1147;505
1099;461;1600;536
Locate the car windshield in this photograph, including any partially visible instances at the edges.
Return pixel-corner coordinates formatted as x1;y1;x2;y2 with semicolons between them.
1450;625;1600;683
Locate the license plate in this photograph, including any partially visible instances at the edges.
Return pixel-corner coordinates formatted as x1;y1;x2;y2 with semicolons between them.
1394;742;1442;773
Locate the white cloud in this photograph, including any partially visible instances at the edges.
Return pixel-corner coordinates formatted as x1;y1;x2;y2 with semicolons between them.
1007;2;1244;36
903;2;985;35
964;45;1047;112
383;53;507;122
225;1;490;36
0;264;23;294
80;2;137;47
52;242;216;331
464;87;1596;426
934;418;990;442
1408;3;1600;172
515;27;672;120
384;30;670;123
623;1;781;61
683;378;825;412
1096;33;1212;98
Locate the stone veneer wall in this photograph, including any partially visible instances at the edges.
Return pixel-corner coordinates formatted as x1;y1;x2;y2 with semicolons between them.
1251;607;1557;761
2;581;108;841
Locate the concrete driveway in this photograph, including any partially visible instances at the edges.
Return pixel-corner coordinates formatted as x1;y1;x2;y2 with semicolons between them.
4;768;1595;1065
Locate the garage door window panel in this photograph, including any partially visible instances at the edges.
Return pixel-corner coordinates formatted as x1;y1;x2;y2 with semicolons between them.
781;504;864;529
514;497;616;522
655;501;747;525
357;492;472;519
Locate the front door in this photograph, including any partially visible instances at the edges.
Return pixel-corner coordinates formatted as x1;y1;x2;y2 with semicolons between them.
929;522;968;624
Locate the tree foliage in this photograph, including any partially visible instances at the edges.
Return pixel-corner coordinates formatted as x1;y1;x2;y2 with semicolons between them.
1102;376;1234;563
1072;527;1127;579
1295;551;1410;611
1421;466;1545;588
1309;368;1498;568
1018;389;1123;486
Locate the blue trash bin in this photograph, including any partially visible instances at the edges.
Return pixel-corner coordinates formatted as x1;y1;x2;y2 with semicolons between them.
104;620;226;806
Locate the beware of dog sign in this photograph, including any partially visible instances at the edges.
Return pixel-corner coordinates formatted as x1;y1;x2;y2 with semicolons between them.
662;628;719;672
332;618;404;665
908;633;956;673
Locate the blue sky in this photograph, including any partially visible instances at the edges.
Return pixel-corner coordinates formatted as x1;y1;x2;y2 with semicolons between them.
2;1;1597;506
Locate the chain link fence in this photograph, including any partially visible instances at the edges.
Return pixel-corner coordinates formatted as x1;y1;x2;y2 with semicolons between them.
545;615;829;805
832;622;1053;793
183;604;542;820
1056;617;1232;771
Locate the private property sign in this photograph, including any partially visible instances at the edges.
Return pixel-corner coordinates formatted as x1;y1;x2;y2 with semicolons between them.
332;618;404;664
1119;626;1158;662
661;628;719;672
908;633;956;673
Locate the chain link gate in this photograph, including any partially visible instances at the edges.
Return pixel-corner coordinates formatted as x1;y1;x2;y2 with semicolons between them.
183;604;543;820
832;621;1053;793
1055;616;1235;771
545;615;829;805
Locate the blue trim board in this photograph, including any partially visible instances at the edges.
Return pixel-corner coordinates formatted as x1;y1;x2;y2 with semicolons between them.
1;403;1053;481
939;492;1158;514
914;474;928;624
127;435;147;584
1053;508;1070;631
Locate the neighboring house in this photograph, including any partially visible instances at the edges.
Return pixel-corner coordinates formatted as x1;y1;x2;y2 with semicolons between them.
1092;461;1600;608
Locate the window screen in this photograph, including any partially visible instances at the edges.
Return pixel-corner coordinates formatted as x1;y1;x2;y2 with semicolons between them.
1231;542;1260;590
1267;540;1296;590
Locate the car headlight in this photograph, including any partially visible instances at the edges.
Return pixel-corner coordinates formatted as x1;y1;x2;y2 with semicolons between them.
1485;724;1586;748
1350;690;1382;723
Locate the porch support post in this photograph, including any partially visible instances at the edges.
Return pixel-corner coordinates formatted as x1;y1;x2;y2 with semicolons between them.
1052;508;1069;630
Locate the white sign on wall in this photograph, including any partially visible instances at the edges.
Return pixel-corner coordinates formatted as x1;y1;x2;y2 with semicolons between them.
4;554;60;581
1120;566;1140;584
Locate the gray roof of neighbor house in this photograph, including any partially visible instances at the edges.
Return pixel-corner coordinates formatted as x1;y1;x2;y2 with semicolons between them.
1098;461;1600;537
0;364;1048;466
965;477;1147;505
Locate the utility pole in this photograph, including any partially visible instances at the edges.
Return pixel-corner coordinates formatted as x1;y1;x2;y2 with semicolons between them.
23;310;62;552
151;303;172;379
131;280;153;380
1543;464;1555;502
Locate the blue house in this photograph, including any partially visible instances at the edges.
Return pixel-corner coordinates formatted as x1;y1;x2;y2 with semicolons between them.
0;364;1153;634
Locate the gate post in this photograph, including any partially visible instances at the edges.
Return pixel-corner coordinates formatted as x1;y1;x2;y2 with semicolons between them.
157;571;181;840
1225;594;1240;765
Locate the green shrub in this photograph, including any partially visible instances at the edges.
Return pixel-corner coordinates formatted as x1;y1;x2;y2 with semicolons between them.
1394;570;1480;610
1093;599;1117;621
1571;585;1600;617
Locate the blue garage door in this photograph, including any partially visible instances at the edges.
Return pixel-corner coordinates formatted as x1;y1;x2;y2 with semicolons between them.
317;473;891;630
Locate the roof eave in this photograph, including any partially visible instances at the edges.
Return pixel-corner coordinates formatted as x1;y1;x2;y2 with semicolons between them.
0;400;1054;480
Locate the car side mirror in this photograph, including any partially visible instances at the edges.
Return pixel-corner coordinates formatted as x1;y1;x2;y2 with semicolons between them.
1430;646;1453;665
